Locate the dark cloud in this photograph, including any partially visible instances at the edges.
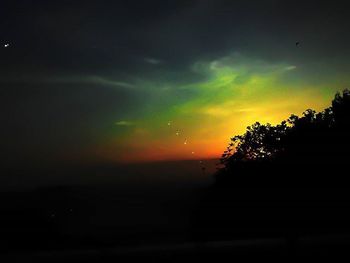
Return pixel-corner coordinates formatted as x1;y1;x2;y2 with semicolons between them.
2;0;350;76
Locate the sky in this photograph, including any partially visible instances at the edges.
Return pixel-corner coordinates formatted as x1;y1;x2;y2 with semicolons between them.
1;0;350;168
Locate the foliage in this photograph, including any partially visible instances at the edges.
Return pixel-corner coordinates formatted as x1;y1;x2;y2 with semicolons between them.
219;89;350;180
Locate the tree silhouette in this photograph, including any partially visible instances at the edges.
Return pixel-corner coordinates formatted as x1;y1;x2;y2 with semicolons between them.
192;90;350;245
332;89;350;129
217;89;350;186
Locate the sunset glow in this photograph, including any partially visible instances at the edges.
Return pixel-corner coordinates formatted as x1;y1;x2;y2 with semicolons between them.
99;54;337;163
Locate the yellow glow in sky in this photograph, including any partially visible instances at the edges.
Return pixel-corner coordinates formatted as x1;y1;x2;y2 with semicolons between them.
99;53;339;163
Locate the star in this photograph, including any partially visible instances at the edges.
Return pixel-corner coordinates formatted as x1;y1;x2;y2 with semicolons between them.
184;140;187;145
167;121;171;126
191;151;195;154
176;131;180;136
4;43;10;48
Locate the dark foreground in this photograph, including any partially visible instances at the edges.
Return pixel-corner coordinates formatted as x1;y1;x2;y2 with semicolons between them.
3;234;350;262
1;160;350;261
1;183;350;262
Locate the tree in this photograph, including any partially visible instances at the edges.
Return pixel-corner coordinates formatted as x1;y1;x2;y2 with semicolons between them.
218;90;350;184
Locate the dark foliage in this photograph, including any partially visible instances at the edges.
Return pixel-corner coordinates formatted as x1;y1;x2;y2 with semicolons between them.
192;90;350;253
216;89;350;187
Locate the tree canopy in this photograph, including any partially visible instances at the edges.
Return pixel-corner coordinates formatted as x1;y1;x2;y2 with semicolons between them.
217;90;350;186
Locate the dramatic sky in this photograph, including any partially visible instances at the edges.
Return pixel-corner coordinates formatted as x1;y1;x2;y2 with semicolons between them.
1;0;350;167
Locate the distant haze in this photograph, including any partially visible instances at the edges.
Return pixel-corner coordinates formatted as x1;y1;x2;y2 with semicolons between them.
1;159;217;190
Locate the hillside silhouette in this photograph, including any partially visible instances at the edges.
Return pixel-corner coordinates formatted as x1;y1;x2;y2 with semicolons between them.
192;90;350;255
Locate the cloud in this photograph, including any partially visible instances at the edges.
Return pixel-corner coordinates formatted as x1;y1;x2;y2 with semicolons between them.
235;108;258;113
200;106;232;117
115;121;134;126
1;74;136;90
144;58;162;65
86;76;135;88
285;65;297;71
